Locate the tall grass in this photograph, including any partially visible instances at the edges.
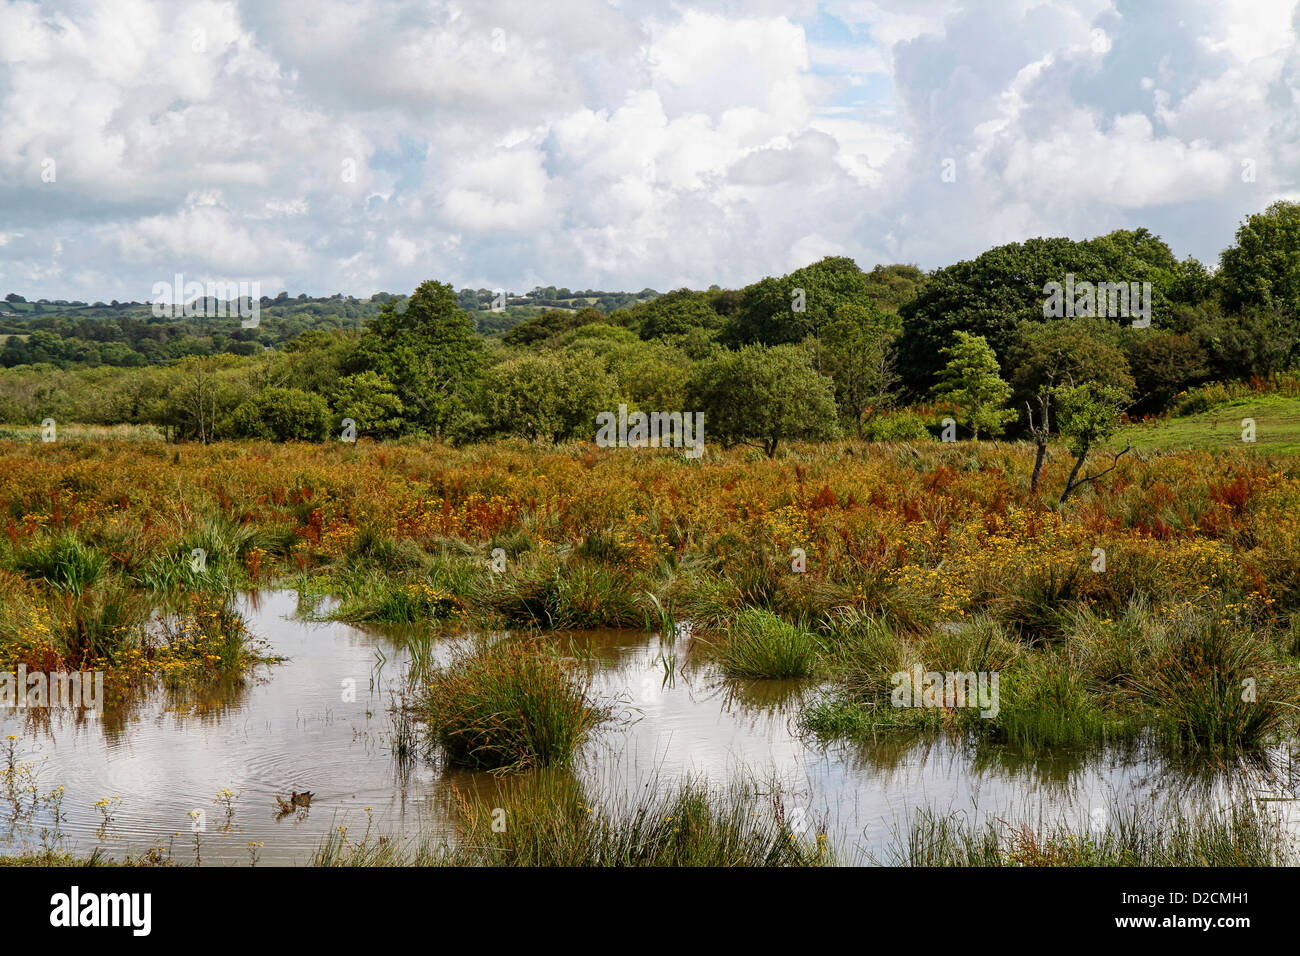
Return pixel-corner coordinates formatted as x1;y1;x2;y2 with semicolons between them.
1131;610;1293;751
712;608;820;679
474;554;644;629
803;597;1300;752
328;573;460;623
986;655;1139;749
878;799;1295;867
417;639;612;770
316;770;830;867
993;562;1084;644
10;534;108;594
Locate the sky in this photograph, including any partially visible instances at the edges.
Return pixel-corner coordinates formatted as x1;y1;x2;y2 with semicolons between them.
0;0;1297;301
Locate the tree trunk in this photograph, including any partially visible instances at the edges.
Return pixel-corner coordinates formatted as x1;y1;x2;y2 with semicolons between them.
1027;389;1052;495
1059;448;1089;504
1030;439;1047;493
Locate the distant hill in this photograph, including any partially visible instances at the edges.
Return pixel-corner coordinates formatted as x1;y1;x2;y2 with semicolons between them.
0;287;661;368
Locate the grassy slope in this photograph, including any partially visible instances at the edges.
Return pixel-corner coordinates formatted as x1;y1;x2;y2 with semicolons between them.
1120;393;1300;454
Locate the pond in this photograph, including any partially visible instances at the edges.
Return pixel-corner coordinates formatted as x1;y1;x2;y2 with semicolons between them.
0;589;1295;864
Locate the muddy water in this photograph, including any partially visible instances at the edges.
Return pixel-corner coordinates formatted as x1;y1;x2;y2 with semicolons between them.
0;590;1293;865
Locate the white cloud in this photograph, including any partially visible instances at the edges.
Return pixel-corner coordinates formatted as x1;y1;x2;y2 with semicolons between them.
0;0;1297;300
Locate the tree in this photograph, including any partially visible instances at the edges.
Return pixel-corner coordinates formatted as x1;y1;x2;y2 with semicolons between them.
1005;320;1134;490
502;308;601;346
480;350;619;442
1218;201;1300;317
1055;382;1131;503
278;329;361;396
553;323;639;354
599;339;690;409
860;264;927;312
354;280;484;438
1192;304;1298;380
931;332;1014;440
816;303;899;436
1126;332;1209;412
616;289;723;340
225;387;331;441
723;256;890;346
686;344;838;457
330;371;405;439
162;355;244;443
897;230;1181;393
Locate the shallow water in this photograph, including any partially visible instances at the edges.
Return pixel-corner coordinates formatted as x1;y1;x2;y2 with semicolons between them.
0;589;1295;865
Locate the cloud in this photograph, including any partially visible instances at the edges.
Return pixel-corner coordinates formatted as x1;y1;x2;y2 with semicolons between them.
0;0;1297;300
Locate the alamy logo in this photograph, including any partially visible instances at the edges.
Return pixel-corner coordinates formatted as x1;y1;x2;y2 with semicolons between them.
1042;274;1152;327
890;665;1000;718
595;404;705;458
151;274;261;327
50;886;151;936
0;667;104;714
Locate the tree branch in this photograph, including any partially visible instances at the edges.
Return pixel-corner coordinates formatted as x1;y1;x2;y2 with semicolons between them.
1072;441;1131;490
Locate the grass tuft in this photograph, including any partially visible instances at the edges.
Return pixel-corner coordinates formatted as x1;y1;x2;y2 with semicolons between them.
417;639;612;771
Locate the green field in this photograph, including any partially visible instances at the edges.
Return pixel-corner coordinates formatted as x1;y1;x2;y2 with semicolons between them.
1121;393;1300;454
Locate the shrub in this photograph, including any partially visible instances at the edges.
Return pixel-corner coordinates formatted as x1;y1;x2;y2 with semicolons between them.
861;412;932;442
224;387;331;442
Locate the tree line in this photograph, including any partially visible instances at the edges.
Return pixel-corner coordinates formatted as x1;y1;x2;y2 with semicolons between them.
2;201;1298;456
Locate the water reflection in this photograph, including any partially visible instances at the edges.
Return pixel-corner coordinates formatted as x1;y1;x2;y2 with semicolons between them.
0;588;1293;865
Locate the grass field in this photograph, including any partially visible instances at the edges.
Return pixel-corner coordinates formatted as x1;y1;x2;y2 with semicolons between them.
1122;394;1300;454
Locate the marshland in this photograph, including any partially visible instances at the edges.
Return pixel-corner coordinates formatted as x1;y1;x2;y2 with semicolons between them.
1;435;1299;867
5;206;1300;866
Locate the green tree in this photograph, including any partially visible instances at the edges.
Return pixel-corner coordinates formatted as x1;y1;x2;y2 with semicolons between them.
330;371;405;439
355;280;484;438
480;350;619;442
686;344;838;457
1126;332;1209;412
502;308;602;346
898;230;1181;393
278;329;362;396
724;256;882;347
1055;382;1131;503
617;289;724;340
931;332;1014;440
553;323;639;354
816;303;899;436
161;355;246;443
1219;201;1300;317
599;338;690;409
1192;304;1296;380
1005;320;1134;491
224;387;331;442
